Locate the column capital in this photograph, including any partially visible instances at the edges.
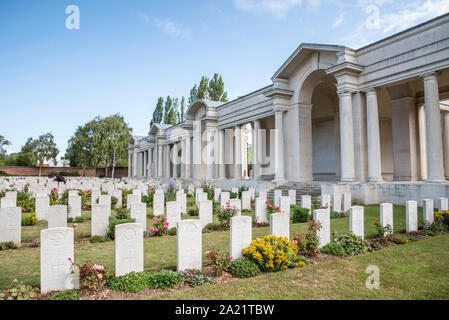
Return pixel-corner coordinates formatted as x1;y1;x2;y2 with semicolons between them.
337;89;354;97
364;87;378;95
422;72;440;81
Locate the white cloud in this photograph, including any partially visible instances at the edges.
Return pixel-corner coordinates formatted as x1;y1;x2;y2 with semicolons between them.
136;12;150;23
233;0;320;19
154;18;191;39
332;12;346;28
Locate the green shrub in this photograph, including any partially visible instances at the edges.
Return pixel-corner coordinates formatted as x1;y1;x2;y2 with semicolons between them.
331;233;372;256
228;257;261;278
111;196;118;209
182;270;211;287
167;228;177;236
115;208;130;220
188;208;198;216
0;242;18;251
230;192;238;199
90;236;106;243
425;230;436;237
291;206;309;224
107;272;150;293
49;289;80;300
0;279;39;300
391;234;410;245
142;194;153;208
204;223;224;233
0;170;7;176
107;219;135;240
330;211;341;219
21;212;36;226
321;242;346;256
75;216;85;223
147;270;184;289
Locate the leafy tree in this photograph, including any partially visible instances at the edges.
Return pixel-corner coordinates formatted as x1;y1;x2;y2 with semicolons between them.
0;135;10;161
16;138;37;167
179;96;185;123
150;97;164;126
34;133;59;177
188;74;228;104
209;73;228;102
65;115;131;178
164;96;177;125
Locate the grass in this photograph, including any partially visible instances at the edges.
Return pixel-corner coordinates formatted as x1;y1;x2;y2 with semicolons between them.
1;204;426;290
149;234;449;300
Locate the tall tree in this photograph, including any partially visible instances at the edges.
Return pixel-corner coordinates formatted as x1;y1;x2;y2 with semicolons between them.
65;123;96;174
179;96;186;123
34;133;59;177
16;138;36;167
0;135;10;160
197;76;210;100
150;97;164;126
188;85;198;105
208;73;228;102
164;96;176;124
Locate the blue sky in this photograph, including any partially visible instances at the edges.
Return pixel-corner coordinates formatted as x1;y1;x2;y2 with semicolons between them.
1;0;448;155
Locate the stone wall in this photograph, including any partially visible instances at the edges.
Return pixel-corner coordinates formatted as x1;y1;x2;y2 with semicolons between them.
0;166;128;178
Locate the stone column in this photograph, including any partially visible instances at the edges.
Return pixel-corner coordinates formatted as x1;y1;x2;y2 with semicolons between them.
252;121;260;180
418;104;428;181
132;149;138;177
158;144;163;178
286;105;300;182
181;140;186;179
165;144;171;178
185;136;191;179
442;111;449;180
206;125;215;180
297;104;313;182
338;91;356;182
366;89;383;182
143;151;147;178
217;129;225;179
128;152;132;177
274;110;285;182
172;143;178;178
192;121;202;180
234;126;242;180
423;73;445;182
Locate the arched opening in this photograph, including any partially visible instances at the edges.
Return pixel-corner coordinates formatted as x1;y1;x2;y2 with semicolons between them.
297;69;339;182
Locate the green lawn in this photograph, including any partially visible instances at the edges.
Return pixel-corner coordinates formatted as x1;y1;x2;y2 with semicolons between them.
149;234;449;300
1;204;426;289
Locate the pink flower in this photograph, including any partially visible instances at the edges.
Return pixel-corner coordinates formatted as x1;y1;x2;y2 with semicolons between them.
230;256;234;260
265;201;269;205
154;228;158;232
68;258;72;263
97;273;103;280
73;223;78;228
205;250;211;255
150;228;154;232
163;217;167;221
55;200;59;204
153;217;158;221
293;240;298;245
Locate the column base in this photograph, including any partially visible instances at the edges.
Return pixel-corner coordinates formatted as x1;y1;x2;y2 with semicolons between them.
426;178;447;184
340;178;357;183
367;178;384;183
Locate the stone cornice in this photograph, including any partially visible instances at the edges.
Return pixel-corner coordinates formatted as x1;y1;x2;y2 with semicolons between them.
264;88;294;100
326;62;365;76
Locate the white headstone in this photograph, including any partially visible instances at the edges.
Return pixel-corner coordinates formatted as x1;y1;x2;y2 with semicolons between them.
91;190;101;205
230;216;252;260
288;190;296;205
248;187;255;201
269;213;289;239
130;203;147;231
68;195;81;219
99;195;111;208
91;204;110;237
196;192;208;207
177;220;202;271
301;195;312;213
68;190;78;198
255;198;268;224
47;205;67;229
199;200;213;228
126;194;140;210
229;199;242;216
321;194;331;210
313;209;330;248
115;223;144;277
406;200;418;233
241;191;251;211
0;197;15;208
231;187;239;195
176;190;187;214
437;198;448;212
214;188;221;202
40;228;78;294
380;203;393;236
274;190;282;207
423;199;434;225
258;191;267;202
332;193;342;213
220;192;230;208
153;192;165;216
349;206;364;239
0;207;21;246
280;196;291;218
166;201;181;229
343;193;352;213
